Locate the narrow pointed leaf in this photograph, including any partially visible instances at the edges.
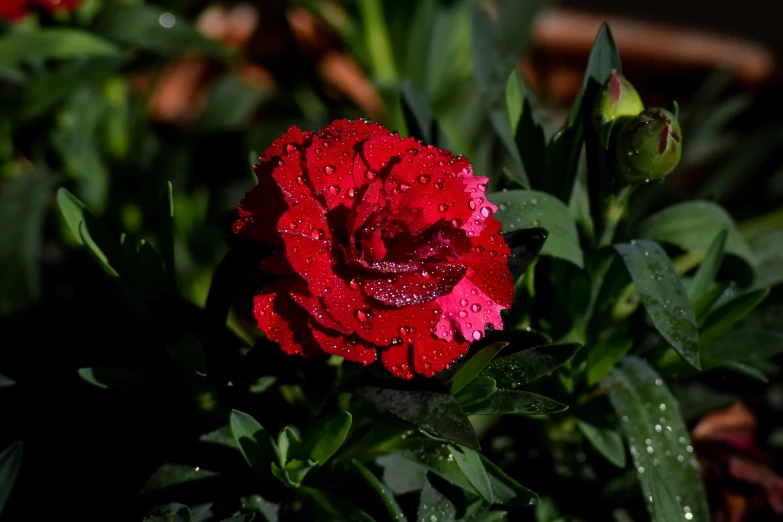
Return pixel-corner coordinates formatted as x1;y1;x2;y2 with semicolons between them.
297;487;374;522
453;377;497;408
692;281;733;323
447;445;493;503
358;388;478;449
614;240;700;369
0;29;118;67
702;329;783;381
464;391;567;415
450;342;508;394
700;288;769;345
649;468;685;522
353;461;407;522
160;181;175;279
482;343;581;389
0;442;22;515
587;337;633;386
603;357;709;522
688;229;728;304
491;190;583;268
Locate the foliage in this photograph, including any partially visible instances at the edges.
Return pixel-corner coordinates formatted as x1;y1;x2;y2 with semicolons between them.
2;1;783;521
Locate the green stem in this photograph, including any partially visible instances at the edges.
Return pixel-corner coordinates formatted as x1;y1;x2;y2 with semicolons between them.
598;185;636;247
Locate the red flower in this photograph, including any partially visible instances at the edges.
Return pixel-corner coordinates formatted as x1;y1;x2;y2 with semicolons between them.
1;0;82;21
234;119;514;379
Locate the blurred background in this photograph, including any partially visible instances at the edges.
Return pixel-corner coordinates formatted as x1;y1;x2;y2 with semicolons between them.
1;0;782;520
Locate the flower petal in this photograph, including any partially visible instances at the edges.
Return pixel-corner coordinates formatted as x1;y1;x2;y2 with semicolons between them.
253;279;322;357
278;197;335;296
413;335;471;377
434;277;505;344
307;119;387;210
310;320;378;365
381;343;414;380
361;263;466;307
460;216;514;308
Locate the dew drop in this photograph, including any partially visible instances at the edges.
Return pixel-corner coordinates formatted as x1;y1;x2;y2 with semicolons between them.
328;184;341;195
311;229;324;239
418;174;430;184
355;309;372;322
480;206;493;218
347;187;356;199
324;165;336;175
399;182;411;192
472;330;482;340
471;303;482;313
438;203;448;212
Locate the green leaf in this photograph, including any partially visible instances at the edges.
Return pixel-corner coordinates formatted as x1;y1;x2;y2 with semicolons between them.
0;171;56;316
160;181;175;279
576;420;626;468
230;410;278;476
197;74;271;131
94;4;228;58
490;190;583;268
603;357;710;522
297;487;375;522
506;69;525;134
417;476;457;522
463;391;567;415
51;89;110;211
614;240;700;369
447;445;493;503
0;29;119;67
576;24;622;120
453;377;497;408
649;468;685;522
489;107;528;187
503;227;549;280
142;464;218;493
144;503;193;522
385;433;538;507
702;329;783;381
78;368;108;390
0;442;22;516
357;387;479;450
587;337;633;386
0;374;15;388
79;220;119;277
293;411;350;466
277;427;301;466
692;281;733;324
700;288;769;345
166;334;207;376
449;342;508;394
18;57;127;121
242;495;279;522
353;461;407;522
638;201;756;275
482;343;581;389
401;80;436;145
221;515;255;522
688;229;728;306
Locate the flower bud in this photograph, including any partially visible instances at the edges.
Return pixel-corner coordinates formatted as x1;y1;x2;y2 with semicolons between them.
592;69;644;129
615;108;682;184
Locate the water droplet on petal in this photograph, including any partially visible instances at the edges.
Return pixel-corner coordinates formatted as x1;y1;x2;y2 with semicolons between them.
472;330;482;340
328;184;341;195
355;309;372;322
480;206;493;218
324;165;335;175
418;174;430;184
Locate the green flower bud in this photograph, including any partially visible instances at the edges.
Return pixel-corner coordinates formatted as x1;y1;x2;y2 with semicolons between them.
592;69;644;129
615;108;682;184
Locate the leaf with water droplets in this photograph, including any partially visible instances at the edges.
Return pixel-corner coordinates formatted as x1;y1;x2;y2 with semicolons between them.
603;357;709;522
502;227;548;281
638;201;756;284
449;342;508;394
142;463;219;493
649;468;685;522
614;240;700;369
481;343;581;390
453;377;498;408
464;391;567;415
357;387;479;450
353;461;407;522
417;475;457;522
490;190;583;268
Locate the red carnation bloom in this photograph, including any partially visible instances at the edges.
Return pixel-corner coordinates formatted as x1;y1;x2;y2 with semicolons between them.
234;119;514;379
1;0;82;21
